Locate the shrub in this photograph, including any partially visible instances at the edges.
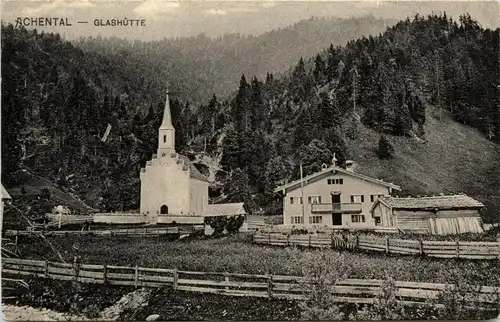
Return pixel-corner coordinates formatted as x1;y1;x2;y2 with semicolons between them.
356;273;405;320
376;135;394;159
296;251;349;320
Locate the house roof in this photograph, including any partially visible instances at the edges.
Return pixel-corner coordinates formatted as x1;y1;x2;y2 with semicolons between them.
371;194;484;212
1;184;12;200
205;203;246;217
178;154;210;183
273;165;401;194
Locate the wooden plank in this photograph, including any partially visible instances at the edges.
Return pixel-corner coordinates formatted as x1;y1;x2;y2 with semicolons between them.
139;275;174;283
47;267;74;276
422;241;457;246
79;264;104;270
424;249;457;255
456;255;498;260
78;270;104;279
107;280;137;287
177;285;269;298
139;267;175;274
388;246;421;254
107;265;134;270
3;258;46;267
49;262;73;268
107;272;135;280
391;239;420;246
3;264;45;272
177;278;268;289
2;269;45;278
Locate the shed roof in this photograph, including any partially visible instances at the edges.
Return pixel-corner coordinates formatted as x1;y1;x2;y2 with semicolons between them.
1;184;12;200
205;203;246;217
274;165;401;194
373;194;484;211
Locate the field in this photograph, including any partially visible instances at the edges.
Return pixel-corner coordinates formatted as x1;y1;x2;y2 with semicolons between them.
12;233;500;286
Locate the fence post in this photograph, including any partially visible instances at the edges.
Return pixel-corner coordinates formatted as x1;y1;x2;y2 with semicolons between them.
309;234;312;248
355;233;360;250
44;261;49;278
456;240;460;259
73;257;80;281
134;265;139;288
103;265;107;284
173;268;178;291
267;275;273;299
419;238;424;256
385;235;390;254
268;232;271;245
497;238;500;260
224;274;230;291
286;234;290;247
331;233;334;250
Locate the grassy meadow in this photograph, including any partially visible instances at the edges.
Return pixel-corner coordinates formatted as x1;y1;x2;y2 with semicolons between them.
14;233;500;286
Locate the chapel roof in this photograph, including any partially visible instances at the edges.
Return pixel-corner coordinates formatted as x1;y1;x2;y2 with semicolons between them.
178;154;209;183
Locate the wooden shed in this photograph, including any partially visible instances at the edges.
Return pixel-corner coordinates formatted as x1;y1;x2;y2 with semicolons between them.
369;194;484;235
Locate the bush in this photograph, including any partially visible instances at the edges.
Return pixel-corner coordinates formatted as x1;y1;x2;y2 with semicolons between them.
296;251;349;320
376;135;394;159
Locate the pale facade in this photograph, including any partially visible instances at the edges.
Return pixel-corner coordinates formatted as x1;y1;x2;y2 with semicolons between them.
140;92;210;218
275;160;401;228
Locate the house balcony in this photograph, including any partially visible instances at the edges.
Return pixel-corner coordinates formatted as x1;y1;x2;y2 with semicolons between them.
310;203;362;214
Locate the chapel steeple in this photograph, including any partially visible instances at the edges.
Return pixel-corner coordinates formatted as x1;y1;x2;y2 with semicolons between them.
157;87;175;157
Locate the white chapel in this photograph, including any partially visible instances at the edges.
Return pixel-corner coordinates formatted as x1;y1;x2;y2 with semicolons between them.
140;91;210;217
139;91;246;220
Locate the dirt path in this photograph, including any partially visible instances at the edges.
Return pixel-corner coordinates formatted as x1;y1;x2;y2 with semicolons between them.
2;288;151;321
2;305;89;321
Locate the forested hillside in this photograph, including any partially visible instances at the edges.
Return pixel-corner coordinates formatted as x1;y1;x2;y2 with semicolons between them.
73;15;395;104
2;13;499;222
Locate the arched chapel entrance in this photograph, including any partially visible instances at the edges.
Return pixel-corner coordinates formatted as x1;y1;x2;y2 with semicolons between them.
160;205;168;214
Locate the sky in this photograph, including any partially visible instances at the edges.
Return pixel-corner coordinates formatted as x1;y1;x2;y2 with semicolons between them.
1;0;499;40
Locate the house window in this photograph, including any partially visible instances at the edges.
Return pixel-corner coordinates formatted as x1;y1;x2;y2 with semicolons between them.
290;197;294;204
308;196;321;204
309;216;323;224
351;215;365;223
290;197;302;204
374;217;381;225
291;216;304;224
328;178;343;185
370;194;385;202
351;195;364;203
163;135;166;143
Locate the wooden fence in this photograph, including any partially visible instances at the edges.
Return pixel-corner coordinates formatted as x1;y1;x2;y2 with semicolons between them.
253;232;500;260
2;258;500;309
247;220;266;231
3;225;205;238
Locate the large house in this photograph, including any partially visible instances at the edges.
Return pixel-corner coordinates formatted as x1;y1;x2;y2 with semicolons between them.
370;194;484;235
140;91;245;222
274;157;401;228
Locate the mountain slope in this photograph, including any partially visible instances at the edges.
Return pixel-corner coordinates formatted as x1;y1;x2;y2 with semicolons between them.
73;15;395;105
347;106;500;221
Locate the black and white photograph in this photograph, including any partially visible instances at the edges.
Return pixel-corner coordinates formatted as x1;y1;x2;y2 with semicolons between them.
1;0;500;320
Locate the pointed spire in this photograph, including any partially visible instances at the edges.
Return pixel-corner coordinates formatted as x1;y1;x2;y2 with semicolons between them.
160;85;173;129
